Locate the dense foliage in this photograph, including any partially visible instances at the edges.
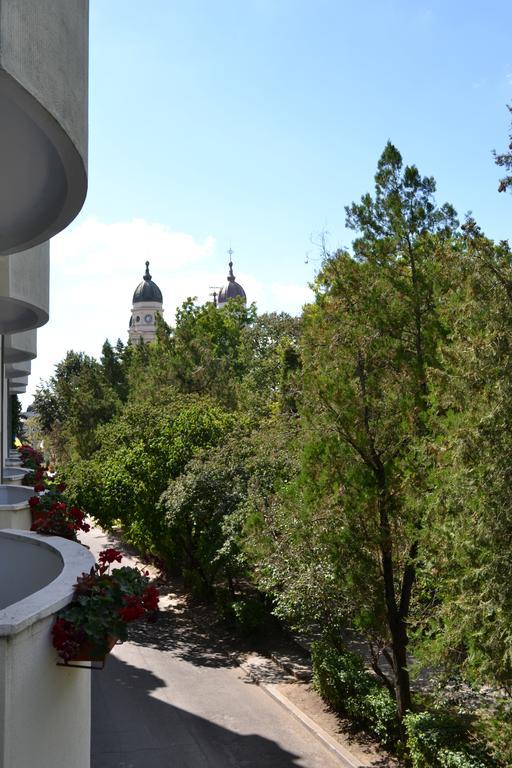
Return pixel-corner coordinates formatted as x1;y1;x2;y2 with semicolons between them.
34;144;512;762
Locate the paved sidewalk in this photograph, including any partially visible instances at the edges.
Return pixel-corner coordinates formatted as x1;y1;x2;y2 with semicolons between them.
83;526;347;768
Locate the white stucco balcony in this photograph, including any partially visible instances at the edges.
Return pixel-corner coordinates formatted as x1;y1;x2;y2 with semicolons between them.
8;376;27;395
0;530;94;768
2;467;27;486
0;0;89;255
0;485;33;529
0;244;49;334
5;359;30;380
4;328;37;365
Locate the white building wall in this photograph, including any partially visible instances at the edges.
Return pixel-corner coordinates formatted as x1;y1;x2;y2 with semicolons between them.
0;531;94;768
0;615;90;768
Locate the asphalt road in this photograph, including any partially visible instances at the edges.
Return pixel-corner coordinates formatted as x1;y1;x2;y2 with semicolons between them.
83;526;342;768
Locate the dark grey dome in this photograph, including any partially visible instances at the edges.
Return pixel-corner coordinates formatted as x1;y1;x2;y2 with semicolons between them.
218;257;246;305
133;261;163;304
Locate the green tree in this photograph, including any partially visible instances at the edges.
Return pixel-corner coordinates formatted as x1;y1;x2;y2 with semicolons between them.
493;104;512;193
65;396;239;555
100;338;128;401
296;143;458;721
33;382;62;434
412;221;512;692
34;350;120;460
159;434;253;596
238;312;301;417
123;296;257;410
10;395;22;445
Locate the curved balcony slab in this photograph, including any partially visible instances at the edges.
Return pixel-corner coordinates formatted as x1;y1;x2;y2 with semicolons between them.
8;375;28;395
0;0;89;254
0;529;94;628
4;328;37;363
2;467;26;486
5;359;31;379
0;485;33;528
3;462;28;473
0;243;49;333
0;531;94;768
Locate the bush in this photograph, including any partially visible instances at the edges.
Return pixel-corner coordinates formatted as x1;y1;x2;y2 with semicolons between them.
231;596;268;637
216;590;268;638
64;397;238;556
472;705;512;768
438;749;489;768
404;711;491;768
311;641;400;748
312;640;371;712
362;686;401;749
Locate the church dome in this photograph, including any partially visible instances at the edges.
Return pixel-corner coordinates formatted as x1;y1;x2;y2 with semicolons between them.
217;252;246;307
132;261;163;304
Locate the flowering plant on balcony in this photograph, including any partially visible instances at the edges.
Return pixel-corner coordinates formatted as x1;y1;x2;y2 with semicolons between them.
22;466;47;487
29;486;90;541
17;443;44;470
52;548;160;663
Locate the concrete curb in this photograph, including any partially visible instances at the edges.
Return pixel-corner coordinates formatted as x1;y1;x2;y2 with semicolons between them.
270;650;312;681
263;683;370;768
240;659;370;768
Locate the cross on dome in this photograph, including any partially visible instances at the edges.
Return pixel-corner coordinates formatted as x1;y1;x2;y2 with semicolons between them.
218;247;246;307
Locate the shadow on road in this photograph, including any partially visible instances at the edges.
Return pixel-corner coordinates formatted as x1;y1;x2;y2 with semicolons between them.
127;601;240;669
92;653;314;768
89;525;241;668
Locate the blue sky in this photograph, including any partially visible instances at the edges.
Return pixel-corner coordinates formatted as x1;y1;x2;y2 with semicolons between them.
25;0;512;402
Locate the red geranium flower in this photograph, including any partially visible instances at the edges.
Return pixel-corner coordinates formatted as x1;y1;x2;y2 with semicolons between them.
142;585;160;612
118;596;145;622
99;548;123;565
28;496;40;508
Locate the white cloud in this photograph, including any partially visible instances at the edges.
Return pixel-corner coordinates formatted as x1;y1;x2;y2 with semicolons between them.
243;275;314;315
22;217;215;405
20;217;311;407
51;217;213;274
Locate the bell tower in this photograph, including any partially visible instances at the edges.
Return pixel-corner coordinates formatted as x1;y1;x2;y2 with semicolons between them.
128;261;164;343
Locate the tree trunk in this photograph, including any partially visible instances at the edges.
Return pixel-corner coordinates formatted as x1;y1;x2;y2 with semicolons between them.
376;467;413;721
388;613;412;720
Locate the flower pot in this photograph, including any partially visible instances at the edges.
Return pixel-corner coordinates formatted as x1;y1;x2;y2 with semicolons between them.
63;634;119;669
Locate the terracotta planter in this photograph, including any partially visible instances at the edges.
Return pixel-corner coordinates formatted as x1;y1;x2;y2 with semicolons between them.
64;634;118;668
